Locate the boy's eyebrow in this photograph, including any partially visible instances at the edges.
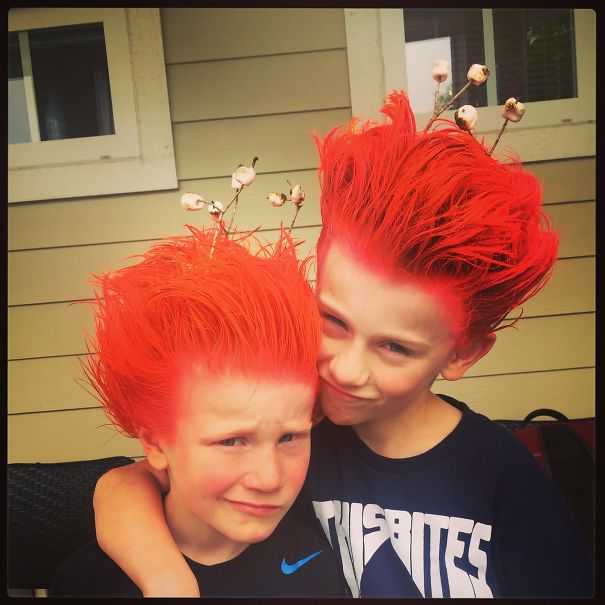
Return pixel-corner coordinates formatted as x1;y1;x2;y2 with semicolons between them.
318;296;430;351
204;418;313;436
316;294;345;317
372;331;431;351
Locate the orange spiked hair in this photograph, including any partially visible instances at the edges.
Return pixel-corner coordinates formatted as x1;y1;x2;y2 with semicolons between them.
81;226;321;439
314;91;558;345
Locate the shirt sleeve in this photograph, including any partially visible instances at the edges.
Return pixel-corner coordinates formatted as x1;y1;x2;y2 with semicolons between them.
491;432;593;597
49;540;142;597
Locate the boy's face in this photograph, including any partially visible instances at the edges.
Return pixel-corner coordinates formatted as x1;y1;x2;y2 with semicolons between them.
155;374;314;558
316;241;462;429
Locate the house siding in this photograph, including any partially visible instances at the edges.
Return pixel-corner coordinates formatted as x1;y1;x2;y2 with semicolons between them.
7;8;595;462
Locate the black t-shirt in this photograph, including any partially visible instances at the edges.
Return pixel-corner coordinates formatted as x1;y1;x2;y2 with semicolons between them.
49;497;348;597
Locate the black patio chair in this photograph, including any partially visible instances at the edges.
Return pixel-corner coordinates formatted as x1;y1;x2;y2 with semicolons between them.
7;456;135;595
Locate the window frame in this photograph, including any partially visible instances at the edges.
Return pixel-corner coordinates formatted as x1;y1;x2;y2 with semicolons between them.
8;8;177;203
344;8;595;162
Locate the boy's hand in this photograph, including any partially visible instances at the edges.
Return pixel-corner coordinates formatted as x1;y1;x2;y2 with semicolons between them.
94;459;193;595
141;571;200;597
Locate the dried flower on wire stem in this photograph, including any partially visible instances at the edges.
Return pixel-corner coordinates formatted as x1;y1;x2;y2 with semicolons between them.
224;156;258;234
179;156;259;258
267;192;287;207
454;105;478;132
231;164;256;189
208;200;225;257
207;200;224;222
467;63;490;86
180;192;205;211
488;97;526;156
431;59;449;116
289;182;305;207
424;63;490;133
287;180;305;234
266;181;306;233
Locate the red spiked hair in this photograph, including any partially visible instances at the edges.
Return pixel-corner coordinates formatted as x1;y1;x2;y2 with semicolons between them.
315;91;558;345
82;226;321;439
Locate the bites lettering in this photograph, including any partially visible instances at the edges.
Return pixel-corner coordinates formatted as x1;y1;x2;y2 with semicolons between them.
313;500;493;598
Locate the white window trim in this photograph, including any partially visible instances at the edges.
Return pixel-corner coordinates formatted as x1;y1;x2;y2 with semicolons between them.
8;8;177;203
344;8;595;162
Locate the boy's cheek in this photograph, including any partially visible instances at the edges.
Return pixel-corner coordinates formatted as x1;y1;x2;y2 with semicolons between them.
285;449;312;495
195;468;238;496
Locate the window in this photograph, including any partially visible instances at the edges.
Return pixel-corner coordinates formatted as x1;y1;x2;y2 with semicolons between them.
403;9;577;113
344;8;595;162
9;22;115;144
8;8;177;203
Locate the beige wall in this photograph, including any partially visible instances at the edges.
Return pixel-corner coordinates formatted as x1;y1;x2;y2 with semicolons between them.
7;8;595;463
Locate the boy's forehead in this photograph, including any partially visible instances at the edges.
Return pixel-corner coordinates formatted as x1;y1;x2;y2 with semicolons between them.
316;240;465;339
317;240;403;290
174;372;316;429
179;368;314;407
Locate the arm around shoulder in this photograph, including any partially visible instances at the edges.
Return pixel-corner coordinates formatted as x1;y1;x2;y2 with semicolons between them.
93;459;199;597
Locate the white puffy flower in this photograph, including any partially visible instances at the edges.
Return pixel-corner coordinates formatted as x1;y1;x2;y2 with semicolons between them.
289;184;305;207
432;59;449;83
467;64;490;86
454;105;478;131
267;192;287;207
180;192;205;211
502;97;526;123
208;200;224;221
231;164;256;189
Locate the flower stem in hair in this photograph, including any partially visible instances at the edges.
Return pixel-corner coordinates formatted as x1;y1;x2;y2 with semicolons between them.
488;119;509;156
433;80;441;116
288;205;301;234
424;81;471;132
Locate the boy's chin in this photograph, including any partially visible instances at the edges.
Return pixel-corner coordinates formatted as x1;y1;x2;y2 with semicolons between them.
227;521;281;546
226;507;292;545
321;399;365;427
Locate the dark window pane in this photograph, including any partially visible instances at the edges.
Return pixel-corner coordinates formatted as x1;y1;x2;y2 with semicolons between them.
28;22;115;141
492;9;576;104
404;9;487;110
8;32;23;78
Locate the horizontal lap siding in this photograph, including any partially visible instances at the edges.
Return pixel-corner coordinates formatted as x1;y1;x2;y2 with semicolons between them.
7;206;594;307
7;7;595;462
7;169;323;251
8;312;595;410
7;8;349;463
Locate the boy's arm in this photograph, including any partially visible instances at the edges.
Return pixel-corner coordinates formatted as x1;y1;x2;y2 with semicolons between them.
93;460;200;597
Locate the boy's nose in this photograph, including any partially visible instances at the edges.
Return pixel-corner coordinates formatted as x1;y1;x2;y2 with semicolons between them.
328;342;370;388
243;448;282;493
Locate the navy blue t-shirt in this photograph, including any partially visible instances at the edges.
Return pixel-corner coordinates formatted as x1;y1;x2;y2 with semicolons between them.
305;395;593;598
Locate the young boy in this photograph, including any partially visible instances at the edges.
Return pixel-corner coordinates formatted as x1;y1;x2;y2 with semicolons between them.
90;92;593;597
49;227;347;597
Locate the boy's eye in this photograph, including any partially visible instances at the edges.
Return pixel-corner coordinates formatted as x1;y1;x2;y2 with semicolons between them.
219;437;243;447
322;313;347;330
279;431;309;444
384;342;410;356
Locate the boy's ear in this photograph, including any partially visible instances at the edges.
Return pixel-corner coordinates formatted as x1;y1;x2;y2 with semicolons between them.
139;428;169;471
441;332;497;381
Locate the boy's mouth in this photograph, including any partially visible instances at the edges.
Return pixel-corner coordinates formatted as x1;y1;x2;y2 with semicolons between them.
320;379;369;402
224;499;281;517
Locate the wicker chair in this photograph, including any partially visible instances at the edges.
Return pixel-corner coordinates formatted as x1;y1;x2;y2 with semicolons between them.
7;456;135;595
